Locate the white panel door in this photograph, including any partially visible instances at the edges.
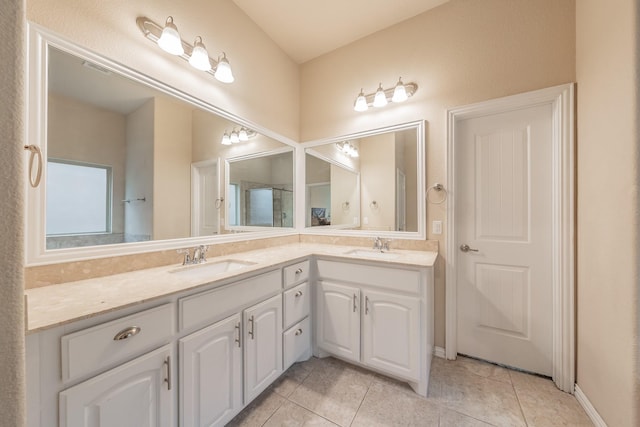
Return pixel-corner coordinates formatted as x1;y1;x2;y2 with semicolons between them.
179;313;242;427
244;295;282;404
362;289;420;381
191;160;219;237
316;281;360;362
59;345;174;427
456;104;553;376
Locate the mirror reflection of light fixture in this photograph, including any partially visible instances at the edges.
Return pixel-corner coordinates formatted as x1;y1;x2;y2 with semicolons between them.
137;16;234;83
353;77;418;112
221;127;257;145
336;141;359;158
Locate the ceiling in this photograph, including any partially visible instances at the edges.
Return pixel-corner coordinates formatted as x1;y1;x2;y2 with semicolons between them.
232;0;450;64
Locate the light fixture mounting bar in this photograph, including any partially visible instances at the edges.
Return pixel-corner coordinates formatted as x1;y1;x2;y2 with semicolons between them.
136;16;221;78
362;82;418;106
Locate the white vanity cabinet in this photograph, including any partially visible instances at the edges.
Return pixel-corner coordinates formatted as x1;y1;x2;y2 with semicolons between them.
315;259;433;396
59;344;175;427
177;269;283;425
282;260;312;370
243;294;283;402
179;314;242;427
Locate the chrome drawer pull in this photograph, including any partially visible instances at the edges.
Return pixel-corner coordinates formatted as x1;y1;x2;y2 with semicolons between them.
295;268;303;274
295;290;303;297
295;328;303;336
113;326;141;341
248;315;255;340
235;322;241;347
163;356;172;390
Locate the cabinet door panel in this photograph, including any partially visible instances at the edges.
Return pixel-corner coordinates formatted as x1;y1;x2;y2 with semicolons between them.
179;313;242;427
59;345;174;427
244;295;282;403
316;281;360;362
363;290;420;381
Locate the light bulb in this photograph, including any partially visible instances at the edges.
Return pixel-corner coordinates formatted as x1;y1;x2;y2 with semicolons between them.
188;37;212;71
157;16;184;56
354;89;368;112
221;132;231;145
392;78;408;103
230;131;240;143
373;83;388;107
239;128;249;141
214;53;234;83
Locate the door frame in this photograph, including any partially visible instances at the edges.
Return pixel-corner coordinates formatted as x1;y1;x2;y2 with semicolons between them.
445;84;575;392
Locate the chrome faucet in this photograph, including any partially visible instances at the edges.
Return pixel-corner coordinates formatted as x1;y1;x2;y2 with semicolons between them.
177;245;209;265
372;237;391;252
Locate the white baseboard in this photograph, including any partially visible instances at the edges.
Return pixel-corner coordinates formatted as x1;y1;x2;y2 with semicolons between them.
433;346;446;359
574;384;607;427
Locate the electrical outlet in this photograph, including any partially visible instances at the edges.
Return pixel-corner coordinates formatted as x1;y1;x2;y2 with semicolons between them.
432;220;442;235
363;216;369;225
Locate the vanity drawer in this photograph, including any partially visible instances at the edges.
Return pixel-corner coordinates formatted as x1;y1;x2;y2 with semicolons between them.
317;259;421;294
179;269;281;331
283;282;310;329
283;316;311;370
283;260;310;288
61;303;174;382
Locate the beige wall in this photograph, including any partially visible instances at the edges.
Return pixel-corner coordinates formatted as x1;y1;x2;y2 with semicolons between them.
26;0;300;141
576;0;639;425
360;133;396;231
300;0;576;347
153;96;192;240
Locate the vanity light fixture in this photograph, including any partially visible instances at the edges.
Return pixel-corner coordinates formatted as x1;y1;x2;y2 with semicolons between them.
221;127;257;145
353;77;418;112
336;141;359;158
137;16;234;83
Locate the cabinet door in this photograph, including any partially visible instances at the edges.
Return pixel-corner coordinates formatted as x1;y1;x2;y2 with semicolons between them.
59;344;175;427
316;281;360;362
362;289;420;381
179;313;242;427
244;294;282;404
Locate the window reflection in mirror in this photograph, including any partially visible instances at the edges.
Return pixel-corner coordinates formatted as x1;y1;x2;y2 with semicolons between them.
226;150;295;230
43;45;293;251
304;125;420;233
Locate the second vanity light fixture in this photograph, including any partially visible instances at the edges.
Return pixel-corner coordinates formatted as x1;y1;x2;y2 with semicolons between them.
221;127;257;145
354;78;418;112
137;16;234;83
336;141;359;158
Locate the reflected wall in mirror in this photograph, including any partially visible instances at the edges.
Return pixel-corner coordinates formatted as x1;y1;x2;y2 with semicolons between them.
226;150;294;229
303;121;424;236
33;37;293;259
305;151;360;228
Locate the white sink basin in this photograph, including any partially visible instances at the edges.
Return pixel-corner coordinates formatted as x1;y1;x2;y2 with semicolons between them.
344;249;400;260
169;260;256;278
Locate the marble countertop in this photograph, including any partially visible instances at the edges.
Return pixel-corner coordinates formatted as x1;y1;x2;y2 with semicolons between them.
25;243;438;333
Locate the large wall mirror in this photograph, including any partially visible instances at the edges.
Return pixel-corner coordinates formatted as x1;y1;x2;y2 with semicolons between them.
25;27;296;264
302;121;425;239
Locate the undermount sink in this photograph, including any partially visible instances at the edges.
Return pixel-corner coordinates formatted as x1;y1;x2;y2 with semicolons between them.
344;249;400;260
169;260;256;278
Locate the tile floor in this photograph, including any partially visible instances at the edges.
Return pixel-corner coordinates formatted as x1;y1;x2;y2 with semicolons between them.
227;356;593;427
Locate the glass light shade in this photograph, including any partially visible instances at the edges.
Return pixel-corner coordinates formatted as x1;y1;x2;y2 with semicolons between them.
157;17;184;56
230;131;240;143
239;128;249;141
354;90;368;112
188;37;212;71
221;132;231;145
373;84;388;107
351;148;359;158
214;53;234;83
392;79;408;103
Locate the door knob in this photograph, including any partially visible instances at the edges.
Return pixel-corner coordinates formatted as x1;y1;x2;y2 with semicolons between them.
460;244;479;253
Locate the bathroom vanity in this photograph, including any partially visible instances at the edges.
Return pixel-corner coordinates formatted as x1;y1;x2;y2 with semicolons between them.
25;244;435;427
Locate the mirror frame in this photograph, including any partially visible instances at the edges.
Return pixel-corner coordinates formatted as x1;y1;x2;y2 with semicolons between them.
225;147;296;232
299;120;426;240
25;24;298;266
